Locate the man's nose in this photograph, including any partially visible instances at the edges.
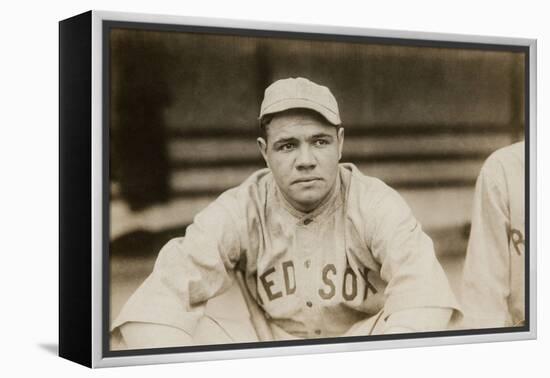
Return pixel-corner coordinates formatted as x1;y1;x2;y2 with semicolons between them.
295;145;316;169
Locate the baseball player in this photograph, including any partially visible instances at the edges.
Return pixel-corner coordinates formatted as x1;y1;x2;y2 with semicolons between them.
459;141;525;328
111;77;461;349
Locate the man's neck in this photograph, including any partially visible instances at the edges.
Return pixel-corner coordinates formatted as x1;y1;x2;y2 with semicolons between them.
277;173;341;219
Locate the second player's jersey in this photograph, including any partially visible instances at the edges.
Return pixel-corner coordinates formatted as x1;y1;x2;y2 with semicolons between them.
113;163;460;338
461;141;525;328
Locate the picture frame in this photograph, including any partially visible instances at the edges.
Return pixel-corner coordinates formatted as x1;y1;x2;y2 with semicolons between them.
59;10;537;368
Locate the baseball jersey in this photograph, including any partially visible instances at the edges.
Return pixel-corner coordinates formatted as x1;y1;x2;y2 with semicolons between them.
112;163;460;339
460;141;525;328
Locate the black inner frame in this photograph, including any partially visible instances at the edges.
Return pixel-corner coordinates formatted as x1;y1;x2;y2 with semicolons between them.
101;19;531;358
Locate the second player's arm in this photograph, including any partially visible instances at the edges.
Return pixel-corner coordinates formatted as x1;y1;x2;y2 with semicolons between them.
459;159;511;328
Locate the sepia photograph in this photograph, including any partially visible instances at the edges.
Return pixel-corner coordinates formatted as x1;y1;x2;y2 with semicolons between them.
104;20;529;355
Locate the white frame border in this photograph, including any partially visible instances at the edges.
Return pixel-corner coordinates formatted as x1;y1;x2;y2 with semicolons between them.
90;10;537;368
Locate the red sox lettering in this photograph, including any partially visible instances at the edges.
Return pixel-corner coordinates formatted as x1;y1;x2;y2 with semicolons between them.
510;228;524;256
259;260;378;303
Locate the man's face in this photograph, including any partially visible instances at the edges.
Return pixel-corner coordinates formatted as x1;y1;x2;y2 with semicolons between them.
257;110;344;213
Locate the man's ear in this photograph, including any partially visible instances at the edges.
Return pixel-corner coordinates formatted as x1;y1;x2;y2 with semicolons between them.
337;127;345;161
257;137;269;166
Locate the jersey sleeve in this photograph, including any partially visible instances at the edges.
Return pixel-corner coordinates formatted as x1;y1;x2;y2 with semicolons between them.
366;187;461;320
460;158;511;328
111;193;242;336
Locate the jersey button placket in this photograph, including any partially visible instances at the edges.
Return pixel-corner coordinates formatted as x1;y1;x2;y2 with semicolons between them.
303;258;315;313
302;221;320;334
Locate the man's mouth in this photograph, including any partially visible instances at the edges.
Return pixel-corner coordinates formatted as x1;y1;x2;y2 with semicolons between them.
292;177;322;184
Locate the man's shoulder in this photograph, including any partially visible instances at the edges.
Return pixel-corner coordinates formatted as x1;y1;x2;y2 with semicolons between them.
225;167;272;194
340;163;414;239
340;162;409;223
487;141;524;165
192;168;271;228
340;163;397;200
480;141;524;182
216;168;272;207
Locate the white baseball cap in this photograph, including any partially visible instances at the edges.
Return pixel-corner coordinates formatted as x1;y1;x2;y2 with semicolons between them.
259;77;341;126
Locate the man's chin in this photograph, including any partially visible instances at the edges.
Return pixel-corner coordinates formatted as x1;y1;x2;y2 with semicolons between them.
291;195;324;212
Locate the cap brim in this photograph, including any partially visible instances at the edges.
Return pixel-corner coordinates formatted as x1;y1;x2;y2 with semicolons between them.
260;98;341;126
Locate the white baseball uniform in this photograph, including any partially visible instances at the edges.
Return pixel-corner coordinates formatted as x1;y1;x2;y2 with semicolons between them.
112;163;460;340
460;141;525;328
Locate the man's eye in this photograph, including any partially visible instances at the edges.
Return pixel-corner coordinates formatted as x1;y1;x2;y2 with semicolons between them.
279;143;295;151
314;139;329;146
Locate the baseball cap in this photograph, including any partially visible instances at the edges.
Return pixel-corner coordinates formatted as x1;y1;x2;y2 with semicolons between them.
259;77;341;126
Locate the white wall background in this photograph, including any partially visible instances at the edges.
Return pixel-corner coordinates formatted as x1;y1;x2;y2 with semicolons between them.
1;0;546;376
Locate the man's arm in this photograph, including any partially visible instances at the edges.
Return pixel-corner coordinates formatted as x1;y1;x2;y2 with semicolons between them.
382;308;453;334
366;187;461;331
110;194;243;348
118;322;194;349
